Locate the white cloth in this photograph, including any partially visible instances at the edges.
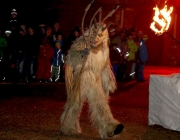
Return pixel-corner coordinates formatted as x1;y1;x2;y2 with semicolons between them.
148;74;180;131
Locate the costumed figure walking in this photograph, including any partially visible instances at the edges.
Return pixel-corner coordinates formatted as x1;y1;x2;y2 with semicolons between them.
60;1;124;139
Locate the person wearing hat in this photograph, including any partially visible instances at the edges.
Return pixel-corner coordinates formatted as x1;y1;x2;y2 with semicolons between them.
50;42;64;83
9;9;19;29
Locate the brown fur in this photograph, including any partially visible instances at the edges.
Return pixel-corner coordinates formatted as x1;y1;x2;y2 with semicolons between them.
60;24;120;139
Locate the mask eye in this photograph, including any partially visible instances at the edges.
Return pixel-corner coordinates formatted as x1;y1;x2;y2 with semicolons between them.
98;34;102;37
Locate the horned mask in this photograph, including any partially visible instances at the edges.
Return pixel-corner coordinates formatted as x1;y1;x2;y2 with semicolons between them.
81;0;120;49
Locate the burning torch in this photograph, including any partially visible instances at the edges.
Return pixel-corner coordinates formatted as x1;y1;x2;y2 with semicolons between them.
150;3;180;44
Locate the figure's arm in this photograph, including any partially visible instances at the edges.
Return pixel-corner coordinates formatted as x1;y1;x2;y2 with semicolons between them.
101;59;117;96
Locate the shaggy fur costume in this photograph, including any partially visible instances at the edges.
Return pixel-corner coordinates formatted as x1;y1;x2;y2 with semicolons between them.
60;2;124;139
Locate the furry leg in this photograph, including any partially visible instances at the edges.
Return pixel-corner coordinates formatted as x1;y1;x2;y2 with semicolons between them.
82;72;122;139
60;97;83;135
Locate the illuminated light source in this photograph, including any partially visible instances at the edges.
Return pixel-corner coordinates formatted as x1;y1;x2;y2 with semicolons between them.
110;28;115;33
5;30;12;34
125;52;129;57
130;72;135;76
150;5;173;35
116;48;121;53
140;42;142;46
11;9;17;15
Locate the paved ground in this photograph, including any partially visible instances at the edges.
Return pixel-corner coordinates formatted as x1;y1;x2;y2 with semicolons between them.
0;66;180;140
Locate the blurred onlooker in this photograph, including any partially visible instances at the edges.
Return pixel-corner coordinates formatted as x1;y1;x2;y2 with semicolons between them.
15;25;28;82
4;25;19;82
66;26;81;53
43;27;54;47
0;29;8;59
36;37;54;83
24;26;40;82
119;43;129;80
0;29;8;81
55;34;64;52
124;33;138;81
109;25;121;48
38;24;46;40
109;45;120;81
52;22;65;42
50;42;64;83
9;9;19;29
136;31;148;82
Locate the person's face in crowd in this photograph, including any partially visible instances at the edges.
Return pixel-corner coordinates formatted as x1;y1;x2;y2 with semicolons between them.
5;33;11;37
124;44;128;50
11;14;17;19
40;45;44;48
74;31;79;38
54;23;59;31
138;33;143;40
19;30;25;36
40;28;45;34
128;36;133;41
120;33;126;39
131;31;136;38
46;28;52;36
110;32;115;37
57;35;62;41
28;28;34;35
113;46;117;50
56;44;61;49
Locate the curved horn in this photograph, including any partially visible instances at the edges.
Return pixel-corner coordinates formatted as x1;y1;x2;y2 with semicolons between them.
90;5;120;47
81;0;94;48
101;4;120;24
88;7;102;44
102;22;119;32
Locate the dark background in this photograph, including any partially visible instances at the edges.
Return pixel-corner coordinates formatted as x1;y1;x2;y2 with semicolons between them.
0;0;59;29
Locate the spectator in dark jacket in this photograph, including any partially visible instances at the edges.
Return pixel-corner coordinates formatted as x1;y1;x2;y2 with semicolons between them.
50;42;64;83
15;25;28;81
52;22;65;42
66;26;81;54
137;31;148;82
24;26;40;82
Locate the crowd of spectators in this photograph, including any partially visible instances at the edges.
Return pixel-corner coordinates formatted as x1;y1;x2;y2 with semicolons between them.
108;25;148;82
0;9;81;83
0;9;148;84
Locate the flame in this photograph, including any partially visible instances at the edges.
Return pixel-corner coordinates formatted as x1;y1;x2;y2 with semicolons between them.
150;5;173;35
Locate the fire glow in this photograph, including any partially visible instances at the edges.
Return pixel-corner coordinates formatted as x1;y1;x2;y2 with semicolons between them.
150;5;173;35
